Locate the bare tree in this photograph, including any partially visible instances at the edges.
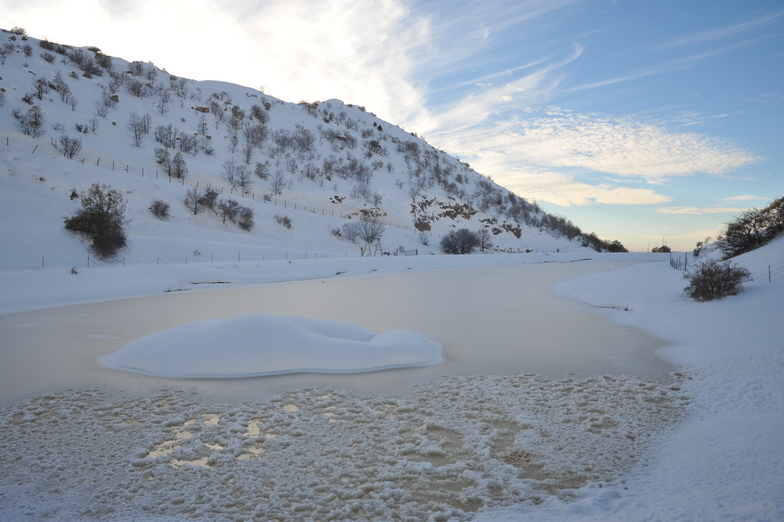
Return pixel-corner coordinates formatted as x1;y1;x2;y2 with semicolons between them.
270;170;286;195
184;187;203;215
477;228;494;252
53;135;82;159
171;152;188;179
126;111;151;147
222;158;239;186
236;165;253;191
31;77;50;100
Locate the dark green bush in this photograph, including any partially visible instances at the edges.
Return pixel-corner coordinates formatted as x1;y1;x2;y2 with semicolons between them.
64;184;127;258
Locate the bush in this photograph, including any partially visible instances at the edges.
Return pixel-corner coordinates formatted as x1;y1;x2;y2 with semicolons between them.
64;183;127;258
53;135;82;159
13;106;46;137
683;259;753;302
275;214;292;229
441;228;480;255
150;199;170;220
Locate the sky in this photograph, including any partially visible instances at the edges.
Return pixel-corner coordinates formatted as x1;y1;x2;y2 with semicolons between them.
2;0;783;251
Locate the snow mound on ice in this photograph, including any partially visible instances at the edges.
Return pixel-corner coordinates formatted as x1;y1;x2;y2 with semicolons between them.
98;313;444;377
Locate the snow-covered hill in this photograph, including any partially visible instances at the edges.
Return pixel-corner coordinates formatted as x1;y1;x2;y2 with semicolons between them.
1;30;617;270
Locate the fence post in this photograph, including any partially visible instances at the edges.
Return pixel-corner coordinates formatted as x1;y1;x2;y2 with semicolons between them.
42;257;44;268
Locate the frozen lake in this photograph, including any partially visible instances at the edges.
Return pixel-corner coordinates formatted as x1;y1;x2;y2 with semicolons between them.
0;259;687;521
0;260;670;406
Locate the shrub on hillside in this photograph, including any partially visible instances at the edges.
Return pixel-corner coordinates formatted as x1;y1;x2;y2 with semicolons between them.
52;135;82;159
64;183;127;258
683;259;752;302
274;214;292;229
150;199;170;220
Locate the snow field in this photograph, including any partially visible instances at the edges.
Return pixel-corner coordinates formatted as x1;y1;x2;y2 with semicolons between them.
0;370;688;521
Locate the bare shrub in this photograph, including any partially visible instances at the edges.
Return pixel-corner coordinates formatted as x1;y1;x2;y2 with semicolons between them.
684;259;753;302
150;199;170;220
53;135;82;159
274;214;292;229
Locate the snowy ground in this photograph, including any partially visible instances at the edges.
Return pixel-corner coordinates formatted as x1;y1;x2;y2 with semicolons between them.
0;242;782;521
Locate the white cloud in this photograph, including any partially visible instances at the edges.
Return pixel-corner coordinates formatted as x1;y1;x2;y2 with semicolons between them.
497;172;672;207
424;108;757;195
656;206;743;215
722;195;765;202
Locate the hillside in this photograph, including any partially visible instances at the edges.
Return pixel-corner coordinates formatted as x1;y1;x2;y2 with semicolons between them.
0;30;623;270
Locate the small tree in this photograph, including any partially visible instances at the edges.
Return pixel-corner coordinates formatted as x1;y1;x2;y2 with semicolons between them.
355;215;385;244
270;170;287;195
53;135;82;159
184;187;203;215
684;259;753;302
441;228;480;255
222;158;239;186
171;151;188;179
154;148;172;175
477;228;493;252
64;183;127;258
236;165;253;191
127;111;151;147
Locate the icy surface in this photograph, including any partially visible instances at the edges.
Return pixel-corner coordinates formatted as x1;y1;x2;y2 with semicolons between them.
0;374;686;521
98;312;444;377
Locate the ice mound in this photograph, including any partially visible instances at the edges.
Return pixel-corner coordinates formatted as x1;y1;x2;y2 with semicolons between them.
98;312;444;377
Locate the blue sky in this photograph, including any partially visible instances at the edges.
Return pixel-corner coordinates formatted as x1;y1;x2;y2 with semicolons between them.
3;0;782;251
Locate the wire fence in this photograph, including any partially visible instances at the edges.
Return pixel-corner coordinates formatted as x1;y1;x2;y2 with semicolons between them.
3;135;437;237
670;250;782;285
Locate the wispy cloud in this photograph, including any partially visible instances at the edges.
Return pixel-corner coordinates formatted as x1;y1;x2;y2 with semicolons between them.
722;195;766;202
426;108;757;185
502;171;673;207
656;10;784;49
656;206;744;215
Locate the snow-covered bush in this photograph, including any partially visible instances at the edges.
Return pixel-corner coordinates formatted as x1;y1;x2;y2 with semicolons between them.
683;259;752;302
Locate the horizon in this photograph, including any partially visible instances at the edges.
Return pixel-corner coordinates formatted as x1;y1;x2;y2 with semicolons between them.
2;0;782;251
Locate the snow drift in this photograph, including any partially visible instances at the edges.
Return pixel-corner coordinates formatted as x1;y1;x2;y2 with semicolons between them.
98;312;444;377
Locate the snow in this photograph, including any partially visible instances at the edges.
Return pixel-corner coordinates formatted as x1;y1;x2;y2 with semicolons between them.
98;312;444;377
2;244;782;521
0;33;782;521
